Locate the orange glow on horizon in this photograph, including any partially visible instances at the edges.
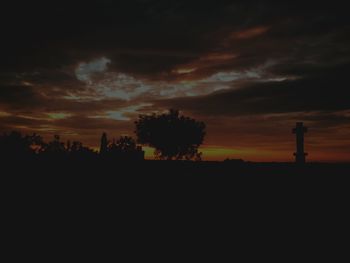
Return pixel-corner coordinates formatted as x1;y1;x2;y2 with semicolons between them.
142;145;350;163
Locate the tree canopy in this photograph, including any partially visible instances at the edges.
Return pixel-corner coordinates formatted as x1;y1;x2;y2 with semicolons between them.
135;109;206;160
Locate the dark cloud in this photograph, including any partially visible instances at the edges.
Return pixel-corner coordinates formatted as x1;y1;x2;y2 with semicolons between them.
0;85;43;108
155;62;350;116
1;1;348;75
54;115;134;132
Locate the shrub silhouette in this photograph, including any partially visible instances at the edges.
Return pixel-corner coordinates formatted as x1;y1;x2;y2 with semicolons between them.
38;135;96;158
135;109;206;160
113;136;137;152
66;140;96;158
100;134;144;161
108;136;137;153
108;136;144;161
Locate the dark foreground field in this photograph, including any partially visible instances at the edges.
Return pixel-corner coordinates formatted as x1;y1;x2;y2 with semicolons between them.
2;159;350;250
3;159;350;195
3;161;349;256
4;158;350;174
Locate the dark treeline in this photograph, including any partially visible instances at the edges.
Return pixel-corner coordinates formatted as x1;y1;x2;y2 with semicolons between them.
1;110;349;179
1;130;350;178
0;131;144;162
0;109;205;163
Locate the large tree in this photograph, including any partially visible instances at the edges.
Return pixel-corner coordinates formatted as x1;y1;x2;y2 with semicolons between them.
135;109;206;160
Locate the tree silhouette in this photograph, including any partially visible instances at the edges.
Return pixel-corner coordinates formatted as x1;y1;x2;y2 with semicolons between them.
135;109;206;160
42;135;66;155
115;136;137;152
67;140;96;157
0;131;44;158
39;135;96;158
104;135;144;161
100;132;108;155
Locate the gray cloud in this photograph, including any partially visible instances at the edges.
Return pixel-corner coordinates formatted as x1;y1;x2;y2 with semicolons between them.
154;62;350;116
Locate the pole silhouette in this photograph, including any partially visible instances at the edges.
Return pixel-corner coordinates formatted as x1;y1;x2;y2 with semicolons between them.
293;122;308;164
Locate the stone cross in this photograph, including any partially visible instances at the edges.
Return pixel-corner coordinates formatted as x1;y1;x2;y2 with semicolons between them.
293;122;308;164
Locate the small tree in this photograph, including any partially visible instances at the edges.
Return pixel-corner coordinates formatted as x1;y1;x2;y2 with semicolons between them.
135;109;206;160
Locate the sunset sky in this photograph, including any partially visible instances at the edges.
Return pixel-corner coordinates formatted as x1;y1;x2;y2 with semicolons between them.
1;1;350;162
